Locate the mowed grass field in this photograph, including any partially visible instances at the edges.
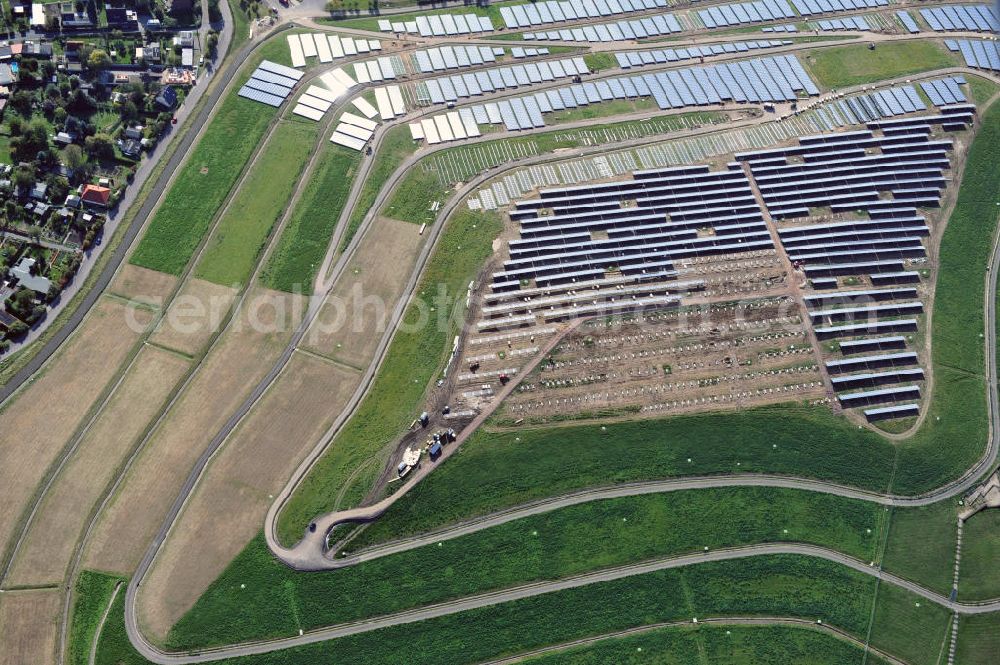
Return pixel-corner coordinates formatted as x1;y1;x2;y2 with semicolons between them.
958;508;1000;600
193;118;320;287
275;208;504;545
260;144;360;294
94;555;960;665
804;41;957;89
176;487;881;647
129;37;292;276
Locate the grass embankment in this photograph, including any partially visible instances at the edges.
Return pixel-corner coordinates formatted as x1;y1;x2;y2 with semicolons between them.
959;509;1000;600
68;571;124;665
340;125;416;250
194;119;319;287
546;97;661;124
176;487;880;647
522;624;889;665
128;37;292;275
382;111;726;223
956;612;1000;664
96;555;951;664
804;40;957;89
260;144;360;294
274;209;503;545
881;500;958;595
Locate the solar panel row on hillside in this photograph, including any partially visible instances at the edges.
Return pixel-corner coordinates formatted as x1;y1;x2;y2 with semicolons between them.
698;0;796;28
792;0;888;15
238;60;302;107
919;4;998;32
501;0;667;29
614;40;789;69
523;12;682;41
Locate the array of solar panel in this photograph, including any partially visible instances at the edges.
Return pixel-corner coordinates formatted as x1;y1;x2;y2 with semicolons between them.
613;40;789;69
501;0;666;29
919;4;998;32
352;56;407;84
469;55;818;132
761;24;798;32
895;10;920;33
511;47;552;58
816;15;870;30
948;39;1000;72
698;0;795;28
805;84;928;131
738;127;951;285
493;165;775;291
416;57;590;106
791;0;888;15
919;77;968;107
414;45;501;74
522;12;683;41
237;60;301;107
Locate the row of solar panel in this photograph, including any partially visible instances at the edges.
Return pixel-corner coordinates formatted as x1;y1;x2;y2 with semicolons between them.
791;0;887;16
919;4;998;32
287;33;381;68
237;60;302;107
413;45;502;73
466;55;818;133
511;47;552;58
919;77;968;107
380;13;494;36
522;12;682;41
500;0;666;29
351;57;405;84
816;15;870;30
949;39;1000;72
698;0;795;29
418;57;589;105
761;24;798;32
613;40;789;69
895;10;920;33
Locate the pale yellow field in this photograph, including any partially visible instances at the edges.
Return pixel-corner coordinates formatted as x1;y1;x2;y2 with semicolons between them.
138;351;360;638
0;588;61;665
0;298;153;564
148;278;239;356
83;288;305;575
6;346;190;587
109;263;178;306
303;218;423;367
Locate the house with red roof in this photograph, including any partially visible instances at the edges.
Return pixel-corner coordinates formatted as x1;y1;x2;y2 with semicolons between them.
80;184;110;208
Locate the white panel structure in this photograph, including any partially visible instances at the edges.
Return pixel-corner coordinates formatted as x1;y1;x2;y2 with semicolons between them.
314;33;332;62
330;67;357;88
331;132;367;150
298;94;331;112
293;104;324;121
421;118;441;144
409;122;425;140
340;112;378;131
387;85;406;116
352;96;379;118
300;33;317;58
307;85;339;103
337;122;374;141
373;87;394;119
446;111;467;139
328;35;344;58
434;114;455;141
288;34;306;68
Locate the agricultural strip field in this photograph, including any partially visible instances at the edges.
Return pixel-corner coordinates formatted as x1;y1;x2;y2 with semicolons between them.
0;588;62;665
94;555;964;664
881;500;958;596
194;118;320;288
127;37;293;276
302;217;424;368
803;40;957;89
956;611;1000;665
275;209;504;545
5;346;191;587
178;487;882;648
0;298;154;566
108;264;179;307
260;144;360;294
147;279;239;357
138;352;361;640
82;288;304;575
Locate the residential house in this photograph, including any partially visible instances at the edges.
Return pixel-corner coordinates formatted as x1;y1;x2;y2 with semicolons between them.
105;5;138;28
30;181;47;201
118;137;141;158
80;184;110;207
154;85;177;110
168;0;195;17
0;64;15;87
173;31;195;48
10;257;52;295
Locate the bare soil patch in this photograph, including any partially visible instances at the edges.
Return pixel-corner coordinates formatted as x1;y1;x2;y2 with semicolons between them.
6;346;190;587
0;588;61;665
303;217;422;367
83;288;305;575
138;351;359;639
109;264;178;307
0;298;152;563
149;278;239;356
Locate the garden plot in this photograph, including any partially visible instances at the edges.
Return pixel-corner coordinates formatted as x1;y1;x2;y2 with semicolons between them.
0;588;61;665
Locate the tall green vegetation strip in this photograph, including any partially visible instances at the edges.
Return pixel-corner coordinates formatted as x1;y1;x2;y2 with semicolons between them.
175;487;880;647
194;119;319;287
69;571;124;665
128;38;292;276
275;209;503;544
261;144;360;294
98;555;918;664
